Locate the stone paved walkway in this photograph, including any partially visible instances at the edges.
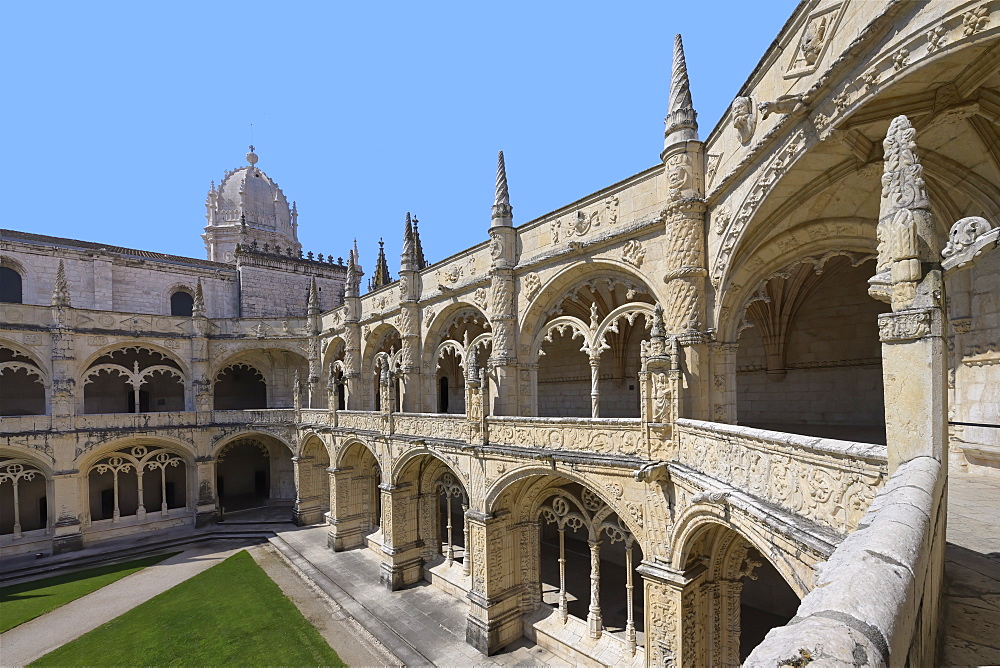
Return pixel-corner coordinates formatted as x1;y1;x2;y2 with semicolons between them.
273;525;571;667
0;540;255;667
942;468;1000;666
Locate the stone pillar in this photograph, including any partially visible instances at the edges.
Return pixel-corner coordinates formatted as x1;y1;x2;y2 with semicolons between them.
587;539;603;638
49;306;76;431
639;560;696;668
343;248;364;410
466;510;523;655
378;482;423;590
50;470;83;554
488;151;519;416
661;34;711;422
326;466;361;551
398;214;423;413
192;456;218;527
869;115;947;471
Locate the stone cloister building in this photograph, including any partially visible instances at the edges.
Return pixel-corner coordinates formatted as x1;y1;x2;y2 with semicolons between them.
2;0;998;664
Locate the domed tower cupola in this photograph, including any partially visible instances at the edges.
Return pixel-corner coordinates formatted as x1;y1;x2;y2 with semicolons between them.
202;146;302;262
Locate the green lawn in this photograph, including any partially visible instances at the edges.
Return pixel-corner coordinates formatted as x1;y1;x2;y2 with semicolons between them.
0;552;174;632
32;550;346;667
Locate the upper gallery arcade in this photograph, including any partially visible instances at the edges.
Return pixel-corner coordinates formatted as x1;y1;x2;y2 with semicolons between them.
2;1;998;665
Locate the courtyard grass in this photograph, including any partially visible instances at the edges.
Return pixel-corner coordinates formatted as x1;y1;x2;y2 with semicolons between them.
0;552;175;632
31;549;346;667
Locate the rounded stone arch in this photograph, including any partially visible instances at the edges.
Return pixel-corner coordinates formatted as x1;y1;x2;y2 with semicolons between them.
76;434;198;473
208;344;309;382
321;335;347;370
0;337;48;374
335;437;381;470
360;323;403;377
519;260;661;346
716;224;879;342
390;445;471;494
298;431;332;461
422;301;492;359
484;465;644;543
1;449;54;536
0;447;55;478
0;254;33;304
79;342;190;380
165;282;196;317
211;430;297;460
668;505;810;599
0;339;49;416
212;431;297;512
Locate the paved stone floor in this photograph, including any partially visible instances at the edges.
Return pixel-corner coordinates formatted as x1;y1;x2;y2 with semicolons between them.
942;467;1000;666
273;525;572;667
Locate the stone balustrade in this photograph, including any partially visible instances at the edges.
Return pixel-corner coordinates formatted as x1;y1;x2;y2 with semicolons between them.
73;412;199;430
211;409;294;425
676;419;888;534
335;410;385;433
392;413;468;442
486;416;646;459
0;415;54;434
745;456;944;667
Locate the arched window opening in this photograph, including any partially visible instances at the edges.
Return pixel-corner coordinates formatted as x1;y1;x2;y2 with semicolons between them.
735;256;888;444
429;309;492;414
538;484;644;652
368;328;401;411
216;439;270;512
436;472;468;570
213;364;267;410
0;266;23;304
83;347;184;414
170;290;194;317
535;278;655;418
0;459;48;537
0;347;46;416
87;445;186;523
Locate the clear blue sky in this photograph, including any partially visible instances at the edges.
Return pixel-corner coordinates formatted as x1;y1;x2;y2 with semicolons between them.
3;1;796;270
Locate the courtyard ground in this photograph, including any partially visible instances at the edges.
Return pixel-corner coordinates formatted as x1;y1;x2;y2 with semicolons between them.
0;553;173;632
32;550;345;667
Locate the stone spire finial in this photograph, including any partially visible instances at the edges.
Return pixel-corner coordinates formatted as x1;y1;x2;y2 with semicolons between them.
663;34;699;146
193;279;206;317
370;239;392;290
307;276;320;315
345;247;361;298
52;261;71;307
246;145;258;166
412;215;427;269
870;114;939;308
491;151;513;225
353;238;361;273
401;212;417;271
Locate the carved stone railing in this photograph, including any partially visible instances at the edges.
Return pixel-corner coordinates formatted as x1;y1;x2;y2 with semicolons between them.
336;410;384;433
392;413;468;442
486;416;646;459
676;419;887;534
298;409;333;426
73;412;199;430
211;409;295;425
0;415;53;434
746;456;944;667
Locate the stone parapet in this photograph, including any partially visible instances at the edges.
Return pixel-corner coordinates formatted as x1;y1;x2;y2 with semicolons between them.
745;456;945;667
676;419;887;534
